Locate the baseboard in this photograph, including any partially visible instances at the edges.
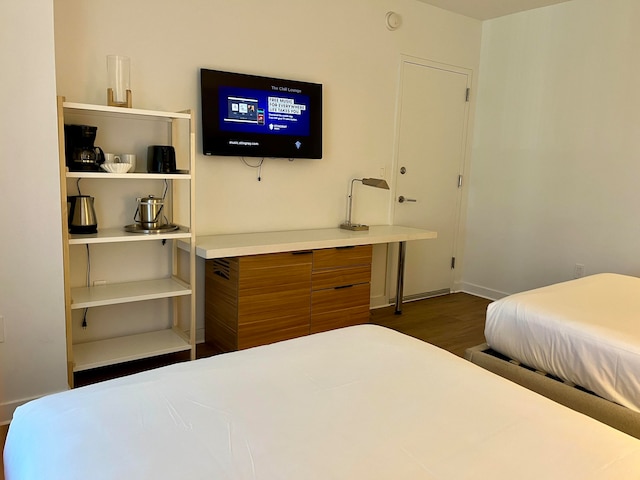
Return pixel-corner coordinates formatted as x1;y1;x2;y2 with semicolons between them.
459;282;510;301
370;285;500;309
369;293;390;309
2;399;32;425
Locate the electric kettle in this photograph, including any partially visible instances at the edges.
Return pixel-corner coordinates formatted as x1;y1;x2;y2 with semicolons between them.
68;195;98;234
134;195;165;230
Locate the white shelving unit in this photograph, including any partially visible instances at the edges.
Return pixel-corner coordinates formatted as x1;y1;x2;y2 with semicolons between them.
56;97;196;386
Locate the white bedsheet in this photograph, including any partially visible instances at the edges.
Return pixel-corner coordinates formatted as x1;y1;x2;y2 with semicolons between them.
5;324;640;479
485;273;640;413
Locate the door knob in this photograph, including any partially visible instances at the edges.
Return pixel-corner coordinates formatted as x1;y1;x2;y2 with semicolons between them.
398;196;417;203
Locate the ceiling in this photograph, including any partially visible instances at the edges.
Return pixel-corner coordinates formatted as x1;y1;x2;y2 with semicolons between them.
417;0;573;20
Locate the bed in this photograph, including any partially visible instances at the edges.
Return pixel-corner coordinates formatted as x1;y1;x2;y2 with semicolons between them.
5;324;640;479
466;273;640;438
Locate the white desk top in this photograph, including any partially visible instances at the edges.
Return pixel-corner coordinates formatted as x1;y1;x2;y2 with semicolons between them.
191;225;437;259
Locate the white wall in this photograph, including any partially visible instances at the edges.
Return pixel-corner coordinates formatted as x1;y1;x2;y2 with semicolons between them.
463;0;640;298
53;0;481;320
53;0;480;234
0;1;481;421
0;0;68;423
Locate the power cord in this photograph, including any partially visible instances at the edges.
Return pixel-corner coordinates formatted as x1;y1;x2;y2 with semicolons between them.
161;180;169;225
241;157;264;181
82;244;91;329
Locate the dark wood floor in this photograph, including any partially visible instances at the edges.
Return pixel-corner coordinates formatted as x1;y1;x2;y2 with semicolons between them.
370;292;491;357
0;423;6;480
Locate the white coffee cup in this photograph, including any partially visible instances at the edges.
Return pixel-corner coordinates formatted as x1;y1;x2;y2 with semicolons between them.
104;153;121;164
119;153;136;172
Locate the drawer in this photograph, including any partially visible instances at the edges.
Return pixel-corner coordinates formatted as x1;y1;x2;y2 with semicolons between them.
312;245;372;270
238;288;311;324
311;282;370;316
239;252;312;291
310;283;371;334
239;265;311;293
239;315;310;350
310;306;370;334
312;264;371;291
239;251;312;270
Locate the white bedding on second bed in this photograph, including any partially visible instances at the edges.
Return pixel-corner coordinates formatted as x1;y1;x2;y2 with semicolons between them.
5;324;640;479
485;273;640;412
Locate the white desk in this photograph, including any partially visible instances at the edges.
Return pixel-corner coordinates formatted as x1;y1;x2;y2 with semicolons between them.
192;225;437;313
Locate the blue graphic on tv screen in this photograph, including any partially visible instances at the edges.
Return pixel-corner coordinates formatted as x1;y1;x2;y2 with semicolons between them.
219;87;310;136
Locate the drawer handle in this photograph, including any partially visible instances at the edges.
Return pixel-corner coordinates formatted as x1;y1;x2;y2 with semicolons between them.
335;246;356;250
334;284;354;290
292;250;313;255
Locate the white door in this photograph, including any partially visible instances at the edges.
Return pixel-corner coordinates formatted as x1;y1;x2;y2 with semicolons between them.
391;59;471;299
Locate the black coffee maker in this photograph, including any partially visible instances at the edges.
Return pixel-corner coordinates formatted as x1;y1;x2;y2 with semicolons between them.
64;124;105;171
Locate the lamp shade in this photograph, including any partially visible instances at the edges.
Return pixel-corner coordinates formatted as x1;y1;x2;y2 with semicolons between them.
361;178;390;189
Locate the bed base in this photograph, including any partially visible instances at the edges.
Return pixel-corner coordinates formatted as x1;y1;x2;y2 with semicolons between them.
465;343;640;439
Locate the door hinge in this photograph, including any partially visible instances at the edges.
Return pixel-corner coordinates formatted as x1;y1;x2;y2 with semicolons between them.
457;174;463;188
451;257;456;269
465;88;470;102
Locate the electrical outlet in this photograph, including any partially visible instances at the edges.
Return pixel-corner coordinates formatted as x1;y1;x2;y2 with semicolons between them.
574;264;585;278
93;280;107;286
0;315;4;342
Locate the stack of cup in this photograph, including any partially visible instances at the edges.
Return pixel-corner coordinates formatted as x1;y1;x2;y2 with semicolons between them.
119;153;137;172
103;153;137;173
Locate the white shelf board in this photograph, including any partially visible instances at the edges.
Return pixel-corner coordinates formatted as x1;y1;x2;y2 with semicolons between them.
63;101;190;120
66;171;191;180
69;226;191;245
71;278;191;309
73;329;191;372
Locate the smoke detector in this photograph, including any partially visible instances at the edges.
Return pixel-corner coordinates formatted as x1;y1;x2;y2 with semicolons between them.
385;11;402;30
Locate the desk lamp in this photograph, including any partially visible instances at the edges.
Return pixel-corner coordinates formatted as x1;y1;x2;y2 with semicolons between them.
340;177;390;231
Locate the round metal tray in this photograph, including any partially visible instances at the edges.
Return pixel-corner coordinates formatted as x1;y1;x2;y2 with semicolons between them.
124;223;179;234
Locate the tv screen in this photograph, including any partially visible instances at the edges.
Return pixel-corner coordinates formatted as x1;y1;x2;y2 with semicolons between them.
200;68;323;159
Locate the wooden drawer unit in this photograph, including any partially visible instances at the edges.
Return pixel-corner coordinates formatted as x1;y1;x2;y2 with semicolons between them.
205;245;373;351
311;245;372;334
205;252;312;352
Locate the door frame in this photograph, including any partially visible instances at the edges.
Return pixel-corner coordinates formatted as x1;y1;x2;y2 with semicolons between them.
384;55;475;303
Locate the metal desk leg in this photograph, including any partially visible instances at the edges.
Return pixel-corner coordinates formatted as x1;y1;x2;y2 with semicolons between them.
395;241;406;315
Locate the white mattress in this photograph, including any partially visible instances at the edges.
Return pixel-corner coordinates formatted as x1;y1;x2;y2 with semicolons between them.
485;273;640;413
5;325;640;479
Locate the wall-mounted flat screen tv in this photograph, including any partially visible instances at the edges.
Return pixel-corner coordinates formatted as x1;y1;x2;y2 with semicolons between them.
200;68;323;159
